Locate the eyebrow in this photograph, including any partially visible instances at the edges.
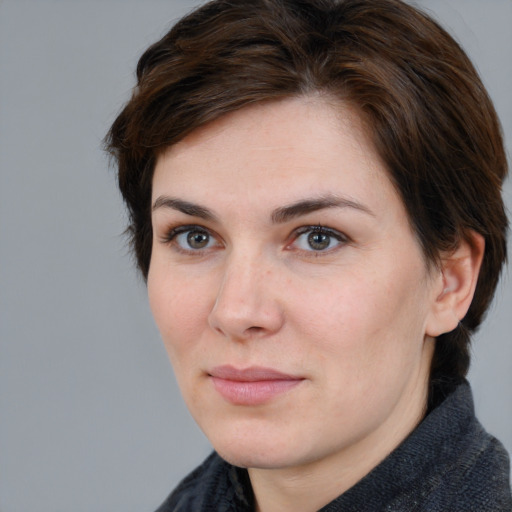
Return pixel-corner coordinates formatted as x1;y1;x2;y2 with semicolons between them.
152;194;374;223
152;197;218;222
270;195;375;223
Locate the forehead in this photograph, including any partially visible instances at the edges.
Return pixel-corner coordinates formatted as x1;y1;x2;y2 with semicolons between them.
162;97;373;160
152;96;402;220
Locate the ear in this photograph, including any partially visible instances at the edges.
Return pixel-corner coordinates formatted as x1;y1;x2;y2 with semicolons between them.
425;232;485;338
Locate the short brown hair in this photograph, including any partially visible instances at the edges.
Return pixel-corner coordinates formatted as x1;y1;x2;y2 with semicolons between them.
105;0;508;391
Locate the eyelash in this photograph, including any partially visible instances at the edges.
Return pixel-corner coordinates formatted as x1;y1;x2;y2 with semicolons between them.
160;224;349;256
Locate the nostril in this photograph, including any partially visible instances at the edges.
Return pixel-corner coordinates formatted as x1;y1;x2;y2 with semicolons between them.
247;326;264;333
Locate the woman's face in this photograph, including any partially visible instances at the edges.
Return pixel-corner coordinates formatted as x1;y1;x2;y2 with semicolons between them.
148;97;440;473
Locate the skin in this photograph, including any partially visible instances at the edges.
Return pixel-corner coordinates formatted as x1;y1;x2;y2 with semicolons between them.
147;96;481;512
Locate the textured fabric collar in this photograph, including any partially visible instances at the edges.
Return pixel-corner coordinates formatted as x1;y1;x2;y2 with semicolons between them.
318;381;496;510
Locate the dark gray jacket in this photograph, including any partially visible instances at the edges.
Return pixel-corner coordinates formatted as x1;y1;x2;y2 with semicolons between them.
156;382;512;511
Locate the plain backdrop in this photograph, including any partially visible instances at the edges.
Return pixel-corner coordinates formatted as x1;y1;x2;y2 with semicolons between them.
1;1;510;511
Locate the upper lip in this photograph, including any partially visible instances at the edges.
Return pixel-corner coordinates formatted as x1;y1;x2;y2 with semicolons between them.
208;365;303;382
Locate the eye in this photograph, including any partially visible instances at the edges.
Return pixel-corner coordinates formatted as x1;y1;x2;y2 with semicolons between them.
290;226;347;253
179;230;211;249
162;225;221;253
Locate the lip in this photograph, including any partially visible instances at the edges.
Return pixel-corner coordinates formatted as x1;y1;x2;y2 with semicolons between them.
208;365;304;406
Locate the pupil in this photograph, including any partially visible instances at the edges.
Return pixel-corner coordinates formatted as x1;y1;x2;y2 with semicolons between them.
308;232;330;250
187;231;209;248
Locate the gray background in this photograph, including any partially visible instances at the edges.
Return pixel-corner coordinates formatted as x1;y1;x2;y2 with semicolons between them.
0;1;510;511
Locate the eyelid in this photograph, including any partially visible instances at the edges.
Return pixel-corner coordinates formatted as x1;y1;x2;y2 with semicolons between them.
160;224;207;243
292;225;347;238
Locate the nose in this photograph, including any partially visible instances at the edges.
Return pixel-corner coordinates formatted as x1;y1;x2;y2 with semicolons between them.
208;252;285;340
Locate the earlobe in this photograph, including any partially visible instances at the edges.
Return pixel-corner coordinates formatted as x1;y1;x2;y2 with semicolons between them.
426;232;485;338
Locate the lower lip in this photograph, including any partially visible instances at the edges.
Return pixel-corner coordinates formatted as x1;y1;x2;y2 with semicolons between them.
210;377;303;405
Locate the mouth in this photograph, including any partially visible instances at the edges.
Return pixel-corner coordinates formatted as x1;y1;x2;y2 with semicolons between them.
208;365;305;406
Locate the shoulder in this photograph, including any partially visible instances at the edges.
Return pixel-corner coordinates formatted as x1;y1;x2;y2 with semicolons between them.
399;382;512;511
155;452;254;512
429;432;512;511
154;452;222;512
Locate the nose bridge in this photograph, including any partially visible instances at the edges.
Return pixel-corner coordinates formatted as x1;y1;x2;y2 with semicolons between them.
208;245;283;339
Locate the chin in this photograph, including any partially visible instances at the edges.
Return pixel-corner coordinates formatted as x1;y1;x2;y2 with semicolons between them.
205;425;296;469
207;425;324;471
216;445;295;470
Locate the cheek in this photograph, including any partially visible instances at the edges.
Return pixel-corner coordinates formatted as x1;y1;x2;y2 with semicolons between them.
295;259;430;370
147;263;213;359
292;270;384;348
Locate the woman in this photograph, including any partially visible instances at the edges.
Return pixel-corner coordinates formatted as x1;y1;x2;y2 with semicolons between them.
106;0;511;510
